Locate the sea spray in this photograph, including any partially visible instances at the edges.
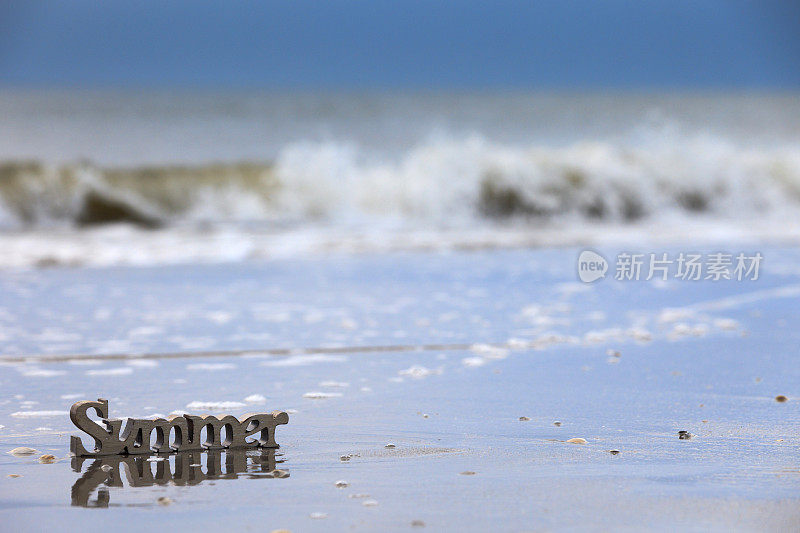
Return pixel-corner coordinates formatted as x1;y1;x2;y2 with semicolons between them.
2;135;799;230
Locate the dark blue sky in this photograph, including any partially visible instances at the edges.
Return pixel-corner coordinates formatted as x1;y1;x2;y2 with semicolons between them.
1;0;798;89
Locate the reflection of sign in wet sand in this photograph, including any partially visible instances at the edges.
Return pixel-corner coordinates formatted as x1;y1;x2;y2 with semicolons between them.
71;449;286;508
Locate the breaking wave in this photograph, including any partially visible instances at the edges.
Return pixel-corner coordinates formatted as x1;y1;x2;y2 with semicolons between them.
2;134;800;231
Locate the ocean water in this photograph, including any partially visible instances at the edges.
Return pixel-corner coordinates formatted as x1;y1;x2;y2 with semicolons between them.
2;91;800;529
1;91;799;267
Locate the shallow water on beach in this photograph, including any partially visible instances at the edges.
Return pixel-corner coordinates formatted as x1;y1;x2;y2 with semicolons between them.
1;247;799;531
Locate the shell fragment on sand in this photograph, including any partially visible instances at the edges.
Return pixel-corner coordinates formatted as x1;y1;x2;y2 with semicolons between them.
8;447;39;457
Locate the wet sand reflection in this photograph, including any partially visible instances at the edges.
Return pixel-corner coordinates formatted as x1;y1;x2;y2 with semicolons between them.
71;449;286;507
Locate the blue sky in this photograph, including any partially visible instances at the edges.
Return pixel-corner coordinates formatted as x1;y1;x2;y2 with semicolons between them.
1;0;798;89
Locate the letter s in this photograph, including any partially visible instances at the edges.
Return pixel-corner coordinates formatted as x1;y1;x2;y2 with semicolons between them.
70;398;123;456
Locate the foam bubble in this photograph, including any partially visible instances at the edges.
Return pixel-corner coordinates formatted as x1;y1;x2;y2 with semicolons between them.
186;401;246;411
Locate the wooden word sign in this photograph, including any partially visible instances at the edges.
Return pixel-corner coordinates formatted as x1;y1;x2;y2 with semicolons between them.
70;398;289;457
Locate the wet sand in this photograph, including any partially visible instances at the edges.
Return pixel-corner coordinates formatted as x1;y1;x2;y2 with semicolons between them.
1;247;799;531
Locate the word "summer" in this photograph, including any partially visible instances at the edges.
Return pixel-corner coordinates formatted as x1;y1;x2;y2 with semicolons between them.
70;398;289;457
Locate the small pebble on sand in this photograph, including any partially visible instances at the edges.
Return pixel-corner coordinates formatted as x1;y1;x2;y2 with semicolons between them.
775;395;788;403
340;455;351;461
519;416;530;421
272;469;289;478
38;454;56;464
8;447;39;457
411;520;426;527
566;438;587;444
553;421;562;427
460;471;476;475
7;474;21;478
385;443;396;448
157;497;172;506
609;450;620;455
678;430;692;440
362;499;379;507
334;480;349;488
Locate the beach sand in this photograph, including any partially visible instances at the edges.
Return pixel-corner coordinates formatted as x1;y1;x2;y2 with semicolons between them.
1;246;799;531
